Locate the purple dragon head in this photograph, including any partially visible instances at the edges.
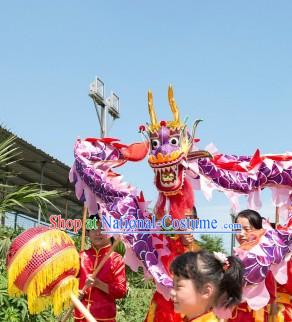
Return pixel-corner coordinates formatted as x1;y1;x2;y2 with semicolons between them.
140;85;211;196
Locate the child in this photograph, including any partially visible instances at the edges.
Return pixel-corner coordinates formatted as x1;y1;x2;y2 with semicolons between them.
74;214;127;322
170;250;243;322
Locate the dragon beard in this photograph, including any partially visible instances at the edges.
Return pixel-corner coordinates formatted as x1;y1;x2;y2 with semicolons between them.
154;178;194;220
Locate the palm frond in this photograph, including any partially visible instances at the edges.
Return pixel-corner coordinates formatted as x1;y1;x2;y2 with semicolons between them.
0;135;64;230
0;136;21;168
0;184;62;215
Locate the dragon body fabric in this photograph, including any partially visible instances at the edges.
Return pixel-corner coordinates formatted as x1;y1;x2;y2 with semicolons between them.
70;86;292;321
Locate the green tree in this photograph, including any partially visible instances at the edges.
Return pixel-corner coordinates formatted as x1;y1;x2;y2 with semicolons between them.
0;135;65;321
0;135;61;223
198;234;226;253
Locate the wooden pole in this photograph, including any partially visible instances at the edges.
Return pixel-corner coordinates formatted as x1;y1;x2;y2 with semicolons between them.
81;207;87;251
70;294;96;322
61;239;119;322
275;206;280;225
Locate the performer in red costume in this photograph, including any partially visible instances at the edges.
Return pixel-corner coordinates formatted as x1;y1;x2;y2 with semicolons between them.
69;86;292;322
228;210;276;322
74;215;127;322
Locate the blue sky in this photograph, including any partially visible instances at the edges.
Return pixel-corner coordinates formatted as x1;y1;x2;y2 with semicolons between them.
1;1;292;251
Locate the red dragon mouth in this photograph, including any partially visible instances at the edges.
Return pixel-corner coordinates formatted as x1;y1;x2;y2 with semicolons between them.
148;151;186;193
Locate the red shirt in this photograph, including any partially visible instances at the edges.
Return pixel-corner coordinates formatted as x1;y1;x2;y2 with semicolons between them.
74;244;127;321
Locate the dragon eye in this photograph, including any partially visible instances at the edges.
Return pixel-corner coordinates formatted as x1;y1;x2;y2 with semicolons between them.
170;137;179;146
151;139;160;150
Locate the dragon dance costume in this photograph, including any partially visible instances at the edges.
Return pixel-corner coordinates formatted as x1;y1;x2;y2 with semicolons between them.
273;212;292;322
74;244;127;322
7;86;292;319
275;259;292;321
227;273;276;322
225;211;292;322
69;86;292;321
228;234;276;322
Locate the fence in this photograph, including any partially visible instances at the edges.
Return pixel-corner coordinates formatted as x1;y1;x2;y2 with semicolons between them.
4;212;77;236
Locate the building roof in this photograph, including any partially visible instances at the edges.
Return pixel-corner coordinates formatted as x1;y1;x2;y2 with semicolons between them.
0;126;83;222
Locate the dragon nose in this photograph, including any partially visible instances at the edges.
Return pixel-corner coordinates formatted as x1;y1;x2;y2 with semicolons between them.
154;145;178;156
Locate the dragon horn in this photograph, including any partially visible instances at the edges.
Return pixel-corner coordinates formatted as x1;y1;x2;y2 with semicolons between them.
148;90;158;127
192;119;203;139
168;84;180;124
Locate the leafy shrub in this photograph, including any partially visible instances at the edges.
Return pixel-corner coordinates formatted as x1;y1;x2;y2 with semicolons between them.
117;287;153;322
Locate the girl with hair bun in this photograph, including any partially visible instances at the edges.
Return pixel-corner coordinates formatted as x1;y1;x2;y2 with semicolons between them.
170;250;244;322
